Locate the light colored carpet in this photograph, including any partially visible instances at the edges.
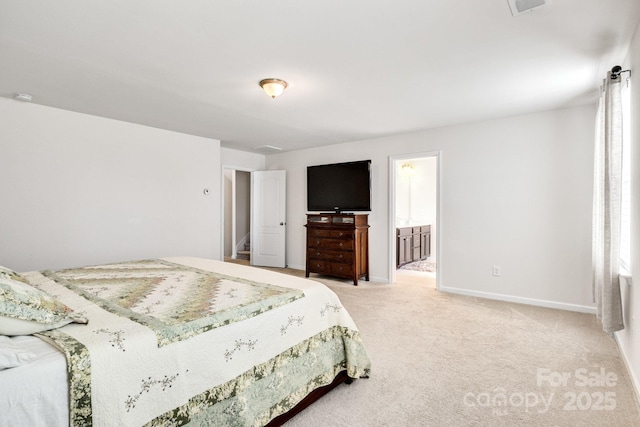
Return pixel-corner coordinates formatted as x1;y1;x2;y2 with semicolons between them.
225;260;640;426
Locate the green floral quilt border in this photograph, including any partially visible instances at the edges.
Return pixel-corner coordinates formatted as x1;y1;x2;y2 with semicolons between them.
38;325;370;427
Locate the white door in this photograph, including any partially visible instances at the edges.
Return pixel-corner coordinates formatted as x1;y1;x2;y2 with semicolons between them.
251;170;286;267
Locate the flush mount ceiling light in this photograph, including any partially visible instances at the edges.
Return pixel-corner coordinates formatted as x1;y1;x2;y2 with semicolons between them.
259;78;288;99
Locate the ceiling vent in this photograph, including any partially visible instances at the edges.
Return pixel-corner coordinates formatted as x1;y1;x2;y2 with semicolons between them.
253;145;283;153
507;0;549;16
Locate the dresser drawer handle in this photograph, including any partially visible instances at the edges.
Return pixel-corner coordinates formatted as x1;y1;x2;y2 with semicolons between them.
338;242;343;247
338;254;343;259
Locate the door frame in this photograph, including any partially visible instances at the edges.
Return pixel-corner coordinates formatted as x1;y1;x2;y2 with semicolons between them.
388;151;441;289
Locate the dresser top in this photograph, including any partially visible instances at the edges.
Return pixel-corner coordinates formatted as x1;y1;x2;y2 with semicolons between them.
306;213;368;227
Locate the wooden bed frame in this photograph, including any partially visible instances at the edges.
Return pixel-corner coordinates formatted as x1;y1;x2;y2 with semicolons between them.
266;371;352;426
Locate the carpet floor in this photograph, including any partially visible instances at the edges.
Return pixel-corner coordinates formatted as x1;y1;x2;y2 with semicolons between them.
225;260;640;426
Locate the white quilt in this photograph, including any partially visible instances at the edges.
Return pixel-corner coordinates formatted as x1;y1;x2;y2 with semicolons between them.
21;257;370;426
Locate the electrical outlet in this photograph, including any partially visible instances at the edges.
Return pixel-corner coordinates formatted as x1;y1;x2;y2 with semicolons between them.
492;265;502;277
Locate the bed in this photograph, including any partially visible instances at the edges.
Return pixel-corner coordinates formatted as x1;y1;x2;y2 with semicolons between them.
0;256;371;426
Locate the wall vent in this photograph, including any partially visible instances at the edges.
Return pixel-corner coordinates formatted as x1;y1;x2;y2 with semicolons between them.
507;0;549;16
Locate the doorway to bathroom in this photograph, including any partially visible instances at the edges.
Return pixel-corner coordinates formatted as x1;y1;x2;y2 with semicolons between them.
389;153;439;288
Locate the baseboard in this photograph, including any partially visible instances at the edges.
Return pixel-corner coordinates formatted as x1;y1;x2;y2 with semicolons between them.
439;286;596;314
614;333;640;409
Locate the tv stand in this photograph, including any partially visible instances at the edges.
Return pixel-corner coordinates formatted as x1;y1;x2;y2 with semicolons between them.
305;213;369;285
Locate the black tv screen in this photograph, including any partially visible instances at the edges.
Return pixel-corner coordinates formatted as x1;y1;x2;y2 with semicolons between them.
307;160;371;212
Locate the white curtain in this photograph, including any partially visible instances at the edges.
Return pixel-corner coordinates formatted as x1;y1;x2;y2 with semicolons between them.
592;71;624;333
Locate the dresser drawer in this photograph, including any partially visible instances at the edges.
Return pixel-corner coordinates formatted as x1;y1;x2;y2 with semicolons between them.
308;259;330;273
308;249;354;263
331;229;354;239
330;262;354;277
308;238;354;251
308;259;353;277
308;228;331;238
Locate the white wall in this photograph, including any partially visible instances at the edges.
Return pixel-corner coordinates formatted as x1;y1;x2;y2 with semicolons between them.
221;147;265;171
266;104;596;312
615;19;640;401
395;158;437;227
0;98;221;271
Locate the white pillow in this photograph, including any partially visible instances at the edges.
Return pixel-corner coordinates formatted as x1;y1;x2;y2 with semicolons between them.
0;336;36;370
0;316;77;336
0;275;88;336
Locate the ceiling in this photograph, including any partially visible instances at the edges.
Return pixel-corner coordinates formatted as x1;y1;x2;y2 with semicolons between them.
1;1;639;154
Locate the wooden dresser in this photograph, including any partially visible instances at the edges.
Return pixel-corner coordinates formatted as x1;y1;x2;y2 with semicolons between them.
305;213;369;285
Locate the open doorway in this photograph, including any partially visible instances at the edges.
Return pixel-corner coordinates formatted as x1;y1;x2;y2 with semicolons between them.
389;153;439;288
222;168;287;268
223;168;251;263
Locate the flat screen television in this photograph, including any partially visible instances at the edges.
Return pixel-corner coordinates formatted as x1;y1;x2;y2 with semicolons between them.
307;160;371;213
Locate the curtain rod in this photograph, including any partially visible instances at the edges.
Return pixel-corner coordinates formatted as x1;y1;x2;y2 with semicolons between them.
610;65;631;80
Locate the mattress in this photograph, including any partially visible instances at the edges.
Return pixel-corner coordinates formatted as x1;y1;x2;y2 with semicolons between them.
0;335;68;427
